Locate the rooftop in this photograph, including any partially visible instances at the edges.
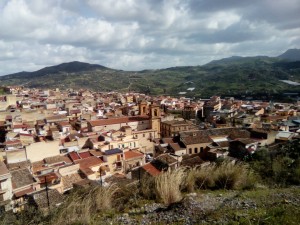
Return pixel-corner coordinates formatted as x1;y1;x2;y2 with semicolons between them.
11;168;36;190
105;148;123;155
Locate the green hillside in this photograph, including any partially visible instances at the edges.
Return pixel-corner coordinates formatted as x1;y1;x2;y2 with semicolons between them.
1;54;300;98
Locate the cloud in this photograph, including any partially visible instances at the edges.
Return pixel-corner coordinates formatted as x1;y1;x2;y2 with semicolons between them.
0;0;299;75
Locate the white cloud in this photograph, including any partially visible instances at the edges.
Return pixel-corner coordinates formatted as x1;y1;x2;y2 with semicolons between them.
0;0;299;75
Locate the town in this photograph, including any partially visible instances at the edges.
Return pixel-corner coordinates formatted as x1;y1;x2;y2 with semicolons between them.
0;86;299;215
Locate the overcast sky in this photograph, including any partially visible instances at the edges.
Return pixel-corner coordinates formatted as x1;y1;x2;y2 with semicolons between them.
0;0;300;75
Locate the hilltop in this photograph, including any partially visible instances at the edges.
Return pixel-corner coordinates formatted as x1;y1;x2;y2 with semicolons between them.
1;49;300;98
278;48;300;61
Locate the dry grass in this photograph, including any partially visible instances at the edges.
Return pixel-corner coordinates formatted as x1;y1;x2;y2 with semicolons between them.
183;161;256;191
155;169;185;205
214;162;250;189
52;184;118;225
140;175;156;200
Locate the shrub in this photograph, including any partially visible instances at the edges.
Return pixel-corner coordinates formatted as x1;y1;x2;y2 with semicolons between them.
184;165;215;192
113;182;141;212
213;162;251;190
52;184;117;225
183;161;256;191
140;175;156;200
155;169;184;205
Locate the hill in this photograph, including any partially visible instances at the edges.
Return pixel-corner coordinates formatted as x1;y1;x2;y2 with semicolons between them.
278;48;300;61
1;50;300;98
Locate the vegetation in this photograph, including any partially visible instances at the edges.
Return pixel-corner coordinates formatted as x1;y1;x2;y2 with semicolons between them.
248;139;300;186
1;151;299;224
184;162;256;192
0;140;299;224
155;169;184;205
0;86;9;95
1;56;300;98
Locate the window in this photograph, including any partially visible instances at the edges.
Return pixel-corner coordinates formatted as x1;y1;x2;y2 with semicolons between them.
154;109;158;117
189;148;192;154
60;148;68;154
194;148;198;153
200;147;204;153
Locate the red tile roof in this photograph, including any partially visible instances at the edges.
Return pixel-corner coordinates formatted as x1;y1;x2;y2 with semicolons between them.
75;156;103;169
36;172;59;184
142;163;161;177
14;186;35;198
79;151;92;159
57;121;71;127
69;152;80;161
124;150;144;160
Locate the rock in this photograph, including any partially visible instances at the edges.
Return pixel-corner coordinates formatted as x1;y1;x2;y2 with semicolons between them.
187;192;197;197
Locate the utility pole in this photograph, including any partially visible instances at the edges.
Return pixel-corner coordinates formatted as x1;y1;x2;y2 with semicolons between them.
45;176;50;211
100;169;102;187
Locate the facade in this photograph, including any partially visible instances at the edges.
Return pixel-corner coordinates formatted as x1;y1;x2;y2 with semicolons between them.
161;120;191;138
0;161;13;211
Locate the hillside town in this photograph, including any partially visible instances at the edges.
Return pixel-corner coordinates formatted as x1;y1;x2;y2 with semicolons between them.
0;86;299;213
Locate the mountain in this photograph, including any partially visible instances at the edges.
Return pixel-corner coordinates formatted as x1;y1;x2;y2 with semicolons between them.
278;49;300;61
3;61;109;79
0;50;300;98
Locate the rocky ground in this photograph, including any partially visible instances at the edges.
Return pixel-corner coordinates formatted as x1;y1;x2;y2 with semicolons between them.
101;187;300;225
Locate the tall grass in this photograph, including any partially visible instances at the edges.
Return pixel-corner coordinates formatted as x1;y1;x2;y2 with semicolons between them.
184;165;215;192
52;184;117;225
183;161;257;191
214;162;250;189
140;175;156;200
155;169;185;205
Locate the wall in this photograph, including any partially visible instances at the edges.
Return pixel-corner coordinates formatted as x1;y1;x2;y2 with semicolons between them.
26;140;60;162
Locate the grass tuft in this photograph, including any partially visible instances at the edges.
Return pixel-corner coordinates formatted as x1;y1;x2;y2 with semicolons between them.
155;169;185;205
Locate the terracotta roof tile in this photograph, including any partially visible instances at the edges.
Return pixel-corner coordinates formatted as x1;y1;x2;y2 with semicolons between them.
78;151;92;159
14;186;35;198
142;163;161;177
69;152;80;161
75;156;103;169
124;150;144;160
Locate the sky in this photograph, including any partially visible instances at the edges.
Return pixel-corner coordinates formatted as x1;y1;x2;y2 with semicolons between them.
0;0;300;75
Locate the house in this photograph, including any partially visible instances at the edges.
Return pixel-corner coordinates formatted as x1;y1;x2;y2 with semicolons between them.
11;168;38;212
275;131;295;142
180;131;212;155
229;138;258;159
123;149;145;172
0;161;13;211
169;142;186;156
56;164;84;193
19;133;35;146
206;148;229;161
25;140;61;163
161;120;193;138
131;162;162;179
102;148;123;173
180;155;205;167
75;156;104;180
87;116;151;132
27;189;63;212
